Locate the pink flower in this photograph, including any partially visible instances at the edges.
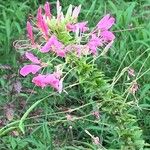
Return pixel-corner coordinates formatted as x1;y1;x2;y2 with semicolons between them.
40;36;65;57
37;7;49;39
32;74;47;88
40;36;61;52
20;65;42;77
41;18;49;38
32;73;63;92
20;53;42;77
56;49;66;57
97;14;115;31
94;14;115;43
87;32;114;55
37;7;43;28
87;34;102;55
44;2;51;19
45;74;60;90
101;30;115;42
40;36;55;53
76;21;88;32
66;22;88;33
27;21;34;45
72;5;81;19
25;52;40;64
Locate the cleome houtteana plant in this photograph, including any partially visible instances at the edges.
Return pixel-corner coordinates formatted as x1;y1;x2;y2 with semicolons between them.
0;1;145;149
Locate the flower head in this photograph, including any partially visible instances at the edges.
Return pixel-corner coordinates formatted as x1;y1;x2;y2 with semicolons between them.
19;1;115;96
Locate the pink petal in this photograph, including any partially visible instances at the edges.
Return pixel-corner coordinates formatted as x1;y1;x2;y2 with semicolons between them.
25;52;40;64
101;31;115;41
40;36;55;53
76;21;88;32
56;50;66;57
89;46;97;55
37;7;43;28
27;21;34;45
66;22;88;33
72;5;81;19
87;34;103;55
97;14;115;30
45;74;59;85
32;74;47;88
37;7;49;39
20;65;41;77
41;17;49;39
91;34;102;46
44;2;51;18
40;36;64;54
44;74;60;91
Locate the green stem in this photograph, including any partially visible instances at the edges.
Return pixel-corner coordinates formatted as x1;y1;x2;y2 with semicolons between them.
19;99;43;134
0;120;19;134
0;126;17;137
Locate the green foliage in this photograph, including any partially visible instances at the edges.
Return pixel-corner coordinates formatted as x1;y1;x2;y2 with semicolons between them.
0;0;39;66
0;0;150;149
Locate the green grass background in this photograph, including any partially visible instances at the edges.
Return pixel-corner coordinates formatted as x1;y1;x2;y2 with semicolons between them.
0;0;150;149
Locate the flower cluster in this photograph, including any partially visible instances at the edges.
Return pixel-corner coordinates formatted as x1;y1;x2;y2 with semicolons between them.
20;0;115;93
